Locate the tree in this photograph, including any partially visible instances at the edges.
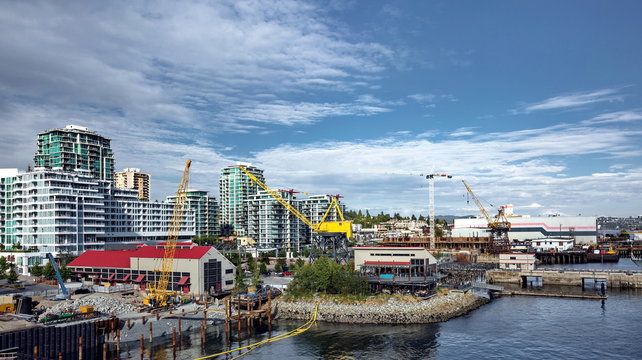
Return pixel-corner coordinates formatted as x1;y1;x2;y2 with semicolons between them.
275;258;287;273
13;242;22;250
278;249;286;258
259;262;268;275
260;252;271;265
411;214;417;221
247;256;257;274
43;262;56;280
59;265;71;281
233;264;246;293
251;267;263;287
6;266;18;284
288;256;367;295
30;263;43;277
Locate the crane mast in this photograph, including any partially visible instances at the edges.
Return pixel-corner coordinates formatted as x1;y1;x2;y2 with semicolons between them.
144;160;191;307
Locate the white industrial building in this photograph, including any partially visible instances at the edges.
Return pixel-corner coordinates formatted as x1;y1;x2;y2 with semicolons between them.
530;238;575;252
499;253;536;271
452;215;597;245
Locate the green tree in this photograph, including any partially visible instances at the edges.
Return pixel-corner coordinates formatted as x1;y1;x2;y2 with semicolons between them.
43;262;56;280
13;242;22;250
259;262;268;275
247;256;257;274
30;263;43;277
0;256;9;275
289;256;367;295
260;252;271;265
59;265;71;281
251;267;263;287
233;264;246;293
6;266;18;284
275;258;287;273
278;249;286;258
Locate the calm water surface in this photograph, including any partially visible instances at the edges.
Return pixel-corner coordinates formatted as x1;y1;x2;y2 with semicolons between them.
122;261;642;359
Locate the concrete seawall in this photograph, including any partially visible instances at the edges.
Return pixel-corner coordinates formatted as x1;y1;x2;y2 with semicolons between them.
275;292;489;324
487;269;642;288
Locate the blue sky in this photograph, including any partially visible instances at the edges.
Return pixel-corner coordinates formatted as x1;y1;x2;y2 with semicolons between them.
1;0;641;217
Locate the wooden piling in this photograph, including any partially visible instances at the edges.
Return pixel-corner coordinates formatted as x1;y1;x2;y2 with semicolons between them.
78;336;83;360
172;327;177;349
149;321;153;343
33;345;38;360
139;334;145;359
117;329;121;351
237;295;242;333
142;316;146;325
103;343;107;359
127;318;131;330
267;289;272;327
58;352;63;360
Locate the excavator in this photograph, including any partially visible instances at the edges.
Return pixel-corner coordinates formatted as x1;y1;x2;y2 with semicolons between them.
237;165;352;262
143;160;191;307
462;180;511;253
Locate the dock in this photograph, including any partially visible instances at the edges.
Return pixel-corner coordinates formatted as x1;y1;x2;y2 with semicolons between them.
487;268;642;289
498;290;607;300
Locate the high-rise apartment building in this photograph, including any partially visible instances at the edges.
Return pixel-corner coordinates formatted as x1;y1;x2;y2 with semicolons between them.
115;168;151;201
0;168;195;274
246;190;304;251
219;164;264;236
298;194;346;240
34;125;115;181
167;190;218;236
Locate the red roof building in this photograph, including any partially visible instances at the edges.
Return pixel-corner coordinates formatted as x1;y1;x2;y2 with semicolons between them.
68;244;236;296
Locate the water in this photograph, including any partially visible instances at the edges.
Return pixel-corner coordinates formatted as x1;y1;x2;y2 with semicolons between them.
540;257;641;271
120;261;642;360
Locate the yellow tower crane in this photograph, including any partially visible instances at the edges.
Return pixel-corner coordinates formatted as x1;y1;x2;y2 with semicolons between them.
237;165;352;238
143;160;191;307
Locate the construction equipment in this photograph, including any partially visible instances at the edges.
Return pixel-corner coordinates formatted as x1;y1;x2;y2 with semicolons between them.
422;173;453;249
46;253;70;300
143;160;191;307
461;180;511;253
237;165;352;262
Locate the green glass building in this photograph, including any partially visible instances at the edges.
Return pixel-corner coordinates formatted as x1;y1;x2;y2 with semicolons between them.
219;164;264;236
34;125;115;181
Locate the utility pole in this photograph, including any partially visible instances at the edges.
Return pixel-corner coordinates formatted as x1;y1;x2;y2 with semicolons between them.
423;173;453;250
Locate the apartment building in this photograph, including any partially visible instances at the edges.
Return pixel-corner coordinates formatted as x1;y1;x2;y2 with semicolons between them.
219;164;264;236
246;190;304;251
34;125;115;181
115;168;151;201
0;168;195;274
167;190;218;236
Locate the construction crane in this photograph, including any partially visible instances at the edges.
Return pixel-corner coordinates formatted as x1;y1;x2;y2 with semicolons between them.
421;173;453;249
46;253;69;300
143;160;191;307
237;165;352;262
461;180;511;253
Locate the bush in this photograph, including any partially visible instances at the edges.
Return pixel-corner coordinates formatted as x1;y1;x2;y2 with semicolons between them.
30;263;43;277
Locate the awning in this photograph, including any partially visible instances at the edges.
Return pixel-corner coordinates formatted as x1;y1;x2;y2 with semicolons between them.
177;276;190;286
107;274;115;281
122;274;131;282
133;274;145;283
364;261;411;267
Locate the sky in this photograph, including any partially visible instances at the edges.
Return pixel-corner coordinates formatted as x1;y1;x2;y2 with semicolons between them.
1;0;641;217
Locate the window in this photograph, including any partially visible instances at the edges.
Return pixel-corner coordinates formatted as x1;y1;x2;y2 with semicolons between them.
225;280;233;285
225;268;233;274
559;242;564;246
510;256;516;260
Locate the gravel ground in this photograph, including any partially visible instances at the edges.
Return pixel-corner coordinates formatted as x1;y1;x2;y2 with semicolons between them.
40;294;138;319
275;292;489;324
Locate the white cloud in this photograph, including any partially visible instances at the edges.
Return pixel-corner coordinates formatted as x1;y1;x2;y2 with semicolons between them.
513;88;625;114
449;127;477;137
582;110;642;125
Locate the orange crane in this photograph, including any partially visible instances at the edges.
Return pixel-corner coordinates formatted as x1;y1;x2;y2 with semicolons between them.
237;165;352;262
143;160;191;307
462;180;511;252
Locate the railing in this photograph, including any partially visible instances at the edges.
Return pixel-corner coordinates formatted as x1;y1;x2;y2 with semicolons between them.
491;268;642;274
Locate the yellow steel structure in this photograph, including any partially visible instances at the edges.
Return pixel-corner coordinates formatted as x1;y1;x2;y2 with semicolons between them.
143;160;191;307
237;165;352;238
462;180;511;231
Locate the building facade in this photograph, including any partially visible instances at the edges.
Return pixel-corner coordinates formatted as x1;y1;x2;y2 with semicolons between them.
0;168;195;274
114;168;150;201
34;125;115;182
219;164;264;236
246;190;304;251
68;244;235;295
499;253;536;271
298;194;346;240
452;215;597;244
167;190;218;236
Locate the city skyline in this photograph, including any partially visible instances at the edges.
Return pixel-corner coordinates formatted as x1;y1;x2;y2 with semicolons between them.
1;1;641;217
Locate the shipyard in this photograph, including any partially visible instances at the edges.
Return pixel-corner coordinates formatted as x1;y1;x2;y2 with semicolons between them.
1;2;642;359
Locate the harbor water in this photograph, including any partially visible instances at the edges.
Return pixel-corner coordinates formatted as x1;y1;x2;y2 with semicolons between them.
120;263;642;360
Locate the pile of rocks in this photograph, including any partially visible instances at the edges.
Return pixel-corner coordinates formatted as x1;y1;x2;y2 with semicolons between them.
41;296;137;318
275;292;489;324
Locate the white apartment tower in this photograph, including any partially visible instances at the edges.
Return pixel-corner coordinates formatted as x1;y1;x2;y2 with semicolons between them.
246;190;304;252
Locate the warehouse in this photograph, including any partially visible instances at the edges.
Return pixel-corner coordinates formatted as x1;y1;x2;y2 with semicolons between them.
68;243;235;296
452;215;597;244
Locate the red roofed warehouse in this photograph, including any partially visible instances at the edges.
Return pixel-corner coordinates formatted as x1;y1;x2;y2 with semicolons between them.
68;243;236;296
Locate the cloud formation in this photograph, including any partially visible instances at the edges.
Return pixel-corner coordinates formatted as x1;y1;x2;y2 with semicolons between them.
513;88;625;114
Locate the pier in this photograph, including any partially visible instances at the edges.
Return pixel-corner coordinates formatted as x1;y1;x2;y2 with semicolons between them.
487;269;642;289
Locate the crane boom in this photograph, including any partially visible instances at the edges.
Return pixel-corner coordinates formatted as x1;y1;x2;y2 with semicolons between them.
462;180;511;231
144;160;191;307
238;166;352;238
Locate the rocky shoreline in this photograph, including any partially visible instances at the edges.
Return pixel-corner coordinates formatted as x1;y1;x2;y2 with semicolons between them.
275;292;489;324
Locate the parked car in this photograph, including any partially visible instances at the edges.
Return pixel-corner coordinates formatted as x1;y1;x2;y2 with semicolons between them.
281;271;292;276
